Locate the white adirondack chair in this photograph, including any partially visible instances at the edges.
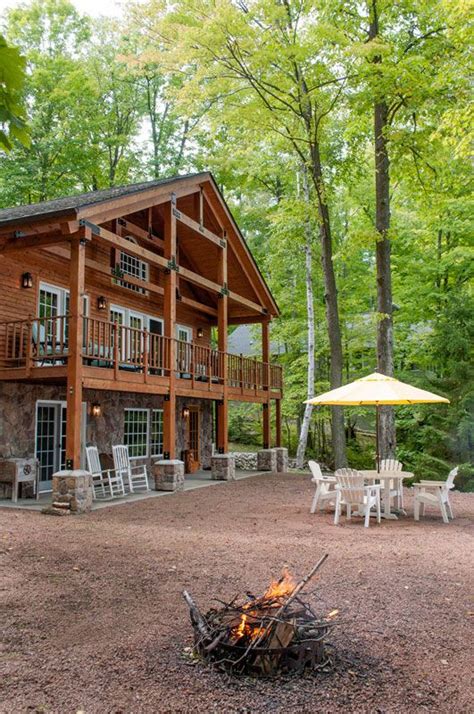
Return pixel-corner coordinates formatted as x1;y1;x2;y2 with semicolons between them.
309;461;337;513
86;445;125;499
112;445;149;493
334;468;381;528
413;466;458;524
380;458;404;509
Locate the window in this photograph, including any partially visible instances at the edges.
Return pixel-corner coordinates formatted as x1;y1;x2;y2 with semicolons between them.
124;409;149;458
150;409;164;457
116;236;148;293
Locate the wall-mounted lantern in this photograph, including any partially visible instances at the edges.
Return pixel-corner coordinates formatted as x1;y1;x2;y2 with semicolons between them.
21;272;33;289
182;407;190;419
91;402;102;418
97;295;107;311
197;327;204;339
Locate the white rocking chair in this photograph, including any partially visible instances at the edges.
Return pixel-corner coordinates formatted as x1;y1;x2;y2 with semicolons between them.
309;461;337;513
380;458;404;510
112;445;149;493
86;445;125;499
413;466;458;524
334;468;381;528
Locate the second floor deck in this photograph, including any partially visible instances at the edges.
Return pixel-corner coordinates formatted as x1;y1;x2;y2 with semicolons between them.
0;315;283;402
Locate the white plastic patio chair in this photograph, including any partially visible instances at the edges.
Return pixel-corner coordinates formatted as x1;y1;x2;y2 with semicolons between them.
309;460;337;513
380;458;404;509
334;468;381;528
86;445;125;499
112;445;149;493
413;466;458;524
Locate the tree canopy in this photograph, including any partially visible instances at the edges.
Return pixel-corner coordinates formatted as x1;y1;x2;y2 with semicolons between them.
0;0;472;480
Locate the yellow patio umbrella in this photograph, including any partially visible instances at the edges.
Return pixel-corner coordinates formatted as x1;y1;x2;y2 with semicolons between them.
304;371;449;470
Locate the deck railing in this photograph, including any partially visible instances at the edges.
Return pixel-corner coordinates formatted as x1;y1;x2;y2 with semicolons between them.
0;315;283;392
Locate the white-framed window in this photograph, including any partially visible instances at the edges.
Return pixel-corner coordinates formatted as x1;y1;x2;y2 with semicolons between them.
124;408;164;459
38;282;88;348
150;409;164;457
124;409;149;458
176;324;193;342
116;236;148;294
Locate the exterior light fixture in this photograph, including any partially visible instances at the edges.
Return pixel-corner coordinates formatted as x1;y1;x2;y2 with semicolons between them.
182;407;190;419
21;272;33;289
97;295;107;311
197;327;204;338
91;403;102;418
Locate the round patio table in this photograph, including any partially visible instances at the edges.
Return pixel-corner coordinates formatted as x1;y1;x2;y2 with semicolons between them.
360;470;414;520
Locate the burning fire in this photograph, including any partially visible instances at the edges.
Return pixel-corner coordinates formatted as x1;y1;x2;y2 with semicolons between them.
263;567;297;600
232;568;297;642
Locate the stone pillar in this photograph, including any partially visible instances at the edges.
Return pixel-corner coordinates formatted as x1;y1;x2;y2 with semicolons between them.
211;453;236;481
257;448;277;473
43;470;93;516
154;459;184;492
274;447;288;473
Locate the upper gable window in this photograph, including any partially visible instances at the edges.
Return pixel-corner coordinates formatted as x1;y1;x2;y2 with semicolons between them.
116;236;148;294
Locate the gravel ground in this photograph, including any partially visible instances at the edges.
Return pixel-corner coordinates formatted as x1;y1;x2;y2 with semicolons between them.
1;473;473;714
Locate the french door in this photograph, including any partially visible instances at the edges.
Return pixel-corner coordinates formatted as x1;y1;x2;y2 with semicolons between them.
35;400;86;492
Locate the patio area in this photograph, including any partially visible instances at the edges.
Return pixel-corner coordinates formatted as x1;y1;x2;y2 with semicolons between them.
0;469;264;511
1;471;473;713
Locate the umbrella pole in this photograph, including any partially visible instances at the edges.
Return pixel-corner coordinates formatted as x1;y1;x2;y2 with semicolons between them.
376;405;380;473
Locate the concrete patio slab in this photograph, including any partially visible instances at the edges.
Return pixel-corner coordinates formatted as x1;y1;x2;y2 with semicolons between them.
0;469;269;511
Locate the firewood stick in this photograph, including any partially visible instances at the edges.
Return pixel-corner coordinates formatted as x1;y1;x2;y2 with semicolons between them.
242;553;329;654
182;590;209;640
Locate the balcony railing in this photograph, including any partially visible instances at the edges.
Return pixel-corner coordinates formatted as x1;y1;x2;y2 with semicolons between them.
0;315;283;393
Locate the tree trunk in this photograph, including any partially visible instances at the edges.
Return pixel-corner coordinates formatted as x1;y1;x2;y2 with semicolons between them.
370;0;396;459
309;143;346;468
296;167;315;468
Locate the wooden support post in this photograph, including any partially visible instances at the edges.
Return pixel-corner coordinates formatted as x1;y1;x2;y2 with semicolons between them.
65;228;87;469
163;198;177;459
262;319;271;448
217;234;228;453
275;398;282;448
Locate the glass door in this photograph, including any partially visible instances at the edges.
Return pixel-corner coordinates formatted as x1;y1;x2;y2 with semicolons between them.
35;401;86;492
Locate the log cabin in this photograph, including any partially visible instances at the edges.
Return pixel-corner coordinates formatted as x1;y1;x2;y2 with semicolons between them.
0;172;282;494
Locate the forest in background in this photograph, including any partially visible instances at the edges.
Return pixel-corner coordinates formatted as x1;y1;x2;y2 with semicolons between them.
0;0;472;486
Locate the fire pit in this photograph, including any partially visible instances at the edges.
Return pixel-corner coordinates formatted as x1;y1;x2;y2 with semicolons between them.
183;554;336;677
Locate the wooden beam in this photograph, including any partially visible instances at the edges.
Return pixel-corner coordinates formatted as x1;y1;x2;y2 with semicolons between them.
262;320;271;448
216;241;229;454
180;295;217;317
117;218;164;248
65;228;87;469
86;218;266;316
84;221;169;271
0;233;69;254
275;398;282;448
77;179;203;224
174;208;225;248
163;202;177;460
228;289;267;315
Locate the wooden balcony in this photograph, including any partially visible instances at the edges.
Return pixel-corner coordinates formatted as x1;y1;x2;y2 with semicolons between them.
0;315;283;402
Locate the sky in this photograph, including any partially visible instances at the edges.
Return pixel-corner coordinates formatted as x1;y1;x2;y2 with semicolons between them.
1;0;125;18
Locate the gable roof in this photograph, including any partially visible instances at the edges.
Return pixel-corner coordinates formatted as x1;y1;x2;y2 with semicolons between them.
0;172;208;226
0;172;279;316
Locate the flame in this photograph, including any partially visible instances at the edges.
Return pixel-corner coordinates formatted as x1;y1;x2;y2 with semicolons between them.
232;568;297;642
235;613;248;639
263;567;297;600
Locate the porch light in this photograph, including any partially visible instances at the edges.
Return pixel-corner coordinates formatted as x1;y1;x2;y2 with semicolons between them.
182;407;190;419
21;272;33;289
97;295;107;311
197;327;204;338
91;402;102;418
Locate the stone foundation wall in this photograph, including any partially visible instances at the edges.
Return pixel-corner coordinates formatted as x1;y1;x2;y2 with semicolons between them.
0;383;215;482
0;383;66;459
232;451;258;470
